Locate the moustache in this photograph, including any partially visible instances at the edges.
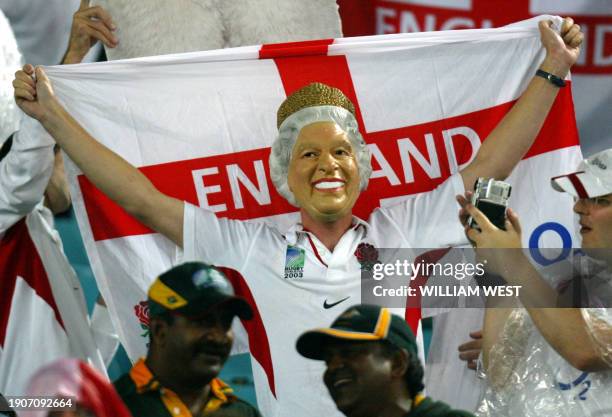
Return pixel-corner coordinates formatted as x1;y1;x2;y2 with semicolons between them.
194;341;231;357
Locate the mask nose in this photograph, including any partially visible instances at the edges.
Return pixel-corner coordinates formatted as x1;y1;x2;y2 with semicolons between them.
317;150;339;173
200;327;232;353
200;313;232;343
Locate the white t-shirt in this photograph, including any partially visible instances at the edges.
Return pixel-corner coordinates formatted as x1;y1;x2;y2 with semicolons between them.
0;8;21;143
183;172;467;417
0;117;54;235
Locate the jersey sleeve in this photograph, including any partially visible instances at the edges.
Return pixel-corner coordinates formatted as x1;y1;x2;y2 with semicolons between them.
0;117;54;234
182;202;272;271
370;172;467;248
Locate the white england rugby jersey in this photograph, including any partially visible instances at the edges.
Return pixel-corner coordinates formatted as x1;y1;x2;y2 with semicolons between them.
183;172;467;417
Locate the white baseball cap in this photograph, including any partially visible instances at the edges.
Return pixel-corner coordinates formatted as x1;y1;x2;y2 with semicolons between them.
551;148;612;198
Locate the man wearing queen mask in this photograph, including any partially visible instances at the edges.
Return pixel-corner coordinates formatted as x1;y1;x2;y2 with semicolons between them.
13;17;582;416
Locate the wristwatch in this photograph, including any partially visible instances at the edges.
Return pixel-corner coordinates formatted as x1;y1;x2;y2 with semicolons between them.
536;69;566;87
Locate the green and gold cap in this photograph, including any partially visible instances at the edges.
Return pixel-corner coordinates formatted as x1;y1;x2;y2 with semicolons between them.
296;304;417;360
148;262;253;320
276;82;356;129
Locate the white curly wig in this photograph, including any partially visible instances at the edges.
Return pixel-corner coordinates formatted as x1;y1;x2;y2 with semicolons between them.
269;105;372;207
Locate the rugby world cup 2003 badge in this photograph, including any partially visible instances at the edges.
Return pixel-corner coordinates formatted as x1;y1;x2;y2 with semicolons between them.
284;245;305;279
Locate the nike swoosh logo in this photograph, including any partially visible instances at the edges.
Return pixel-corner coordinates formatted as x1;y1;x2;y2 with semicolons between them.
323;296;351;309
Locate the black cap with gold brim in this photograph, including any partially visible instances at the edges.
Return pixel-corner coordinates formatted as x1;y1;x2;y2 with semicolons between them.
148;262;253;320
296;304;418;360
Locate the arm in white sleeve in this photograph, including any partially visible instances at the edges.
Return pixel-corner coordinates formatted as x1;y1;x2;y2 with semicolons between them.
0;116;54;233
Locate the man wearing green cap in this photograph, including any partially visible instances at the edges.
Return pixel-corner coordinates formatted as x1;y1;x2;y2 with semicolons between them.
113;262;261;417
297;304;475;417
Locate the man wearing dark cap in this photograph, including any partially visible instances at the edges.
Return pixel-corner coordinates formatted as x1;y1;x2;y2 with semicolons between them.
113;262;261;417
297;304;475;417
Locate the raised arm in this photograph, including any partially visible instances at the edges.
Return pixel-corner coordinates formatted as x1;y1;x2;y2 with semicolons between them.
61;0;119;65
460;18;583;191
13;65;184;247
463;201;610;372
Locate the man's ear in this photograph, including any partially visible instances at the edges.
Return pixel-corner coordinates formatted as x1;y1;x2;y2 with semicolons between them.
391;348;409;380
150;317;169;347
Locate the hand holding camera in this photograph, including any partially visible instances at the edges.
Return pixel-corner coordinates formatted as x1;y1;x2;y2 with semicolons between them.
467;178;512;230
457;178;524;275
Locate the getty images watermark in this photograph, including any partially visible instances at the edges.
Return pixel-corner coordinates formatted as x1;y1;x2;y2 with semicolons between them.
361;248;611;309
370;258;519;297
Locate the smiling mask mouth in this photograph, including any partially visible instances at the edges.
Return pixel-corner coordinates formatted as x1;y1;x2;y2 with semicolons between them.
314;180;346;190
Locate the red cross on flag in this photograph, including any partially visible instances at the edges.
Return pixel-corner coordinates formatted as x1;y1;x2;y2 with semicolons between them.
36;16;581;417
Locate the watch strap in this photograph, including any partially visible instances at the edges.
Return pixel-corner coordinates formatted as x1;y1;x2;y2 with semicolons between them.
536;69;566;87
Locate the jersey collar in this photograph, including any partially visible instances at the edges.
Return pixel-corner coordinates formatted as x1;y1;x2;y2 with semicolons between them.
129;358;235;415
284;216;370;246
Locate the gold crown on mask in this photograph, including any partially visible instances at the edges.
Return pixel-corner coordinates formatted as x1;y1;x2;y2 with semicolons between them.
276;82;356;129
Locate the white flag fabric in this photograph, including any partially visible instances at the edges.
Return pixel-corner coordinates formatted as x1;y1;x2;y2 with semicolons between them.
0;118;107;396
0;207;108;396
39;15;582;415
342;0;611;157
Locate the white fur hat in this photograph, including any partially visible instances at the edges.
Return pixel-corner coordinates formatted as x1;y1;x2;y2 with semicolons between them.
93;0;341;60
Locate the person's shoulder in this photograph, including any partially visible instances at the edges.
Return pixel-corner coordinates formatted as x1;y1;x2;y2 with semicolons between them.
224;397;263;416
113;374;170;416
446;411;476;417
113;372;137;397
408;397;475;417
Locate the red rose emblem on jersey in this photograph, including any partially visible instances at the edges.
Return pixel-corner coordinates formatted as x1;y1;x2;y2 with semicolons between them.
134;301;150;340
134;301;150;326
355;243;380;271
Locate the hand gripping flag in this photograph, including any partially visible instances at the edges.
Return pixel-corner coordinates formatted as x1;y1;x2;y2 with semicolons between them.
38;16;581;416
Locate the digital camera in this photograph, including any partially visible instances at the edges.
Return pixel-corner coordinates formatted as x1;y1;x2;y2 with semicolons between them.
468;178;512;230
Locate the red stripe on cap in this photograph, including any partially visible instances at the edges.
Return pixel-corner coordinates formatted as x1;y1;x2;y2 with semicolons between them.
259;39;334;59
220;267;276;397
568;173;589;199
